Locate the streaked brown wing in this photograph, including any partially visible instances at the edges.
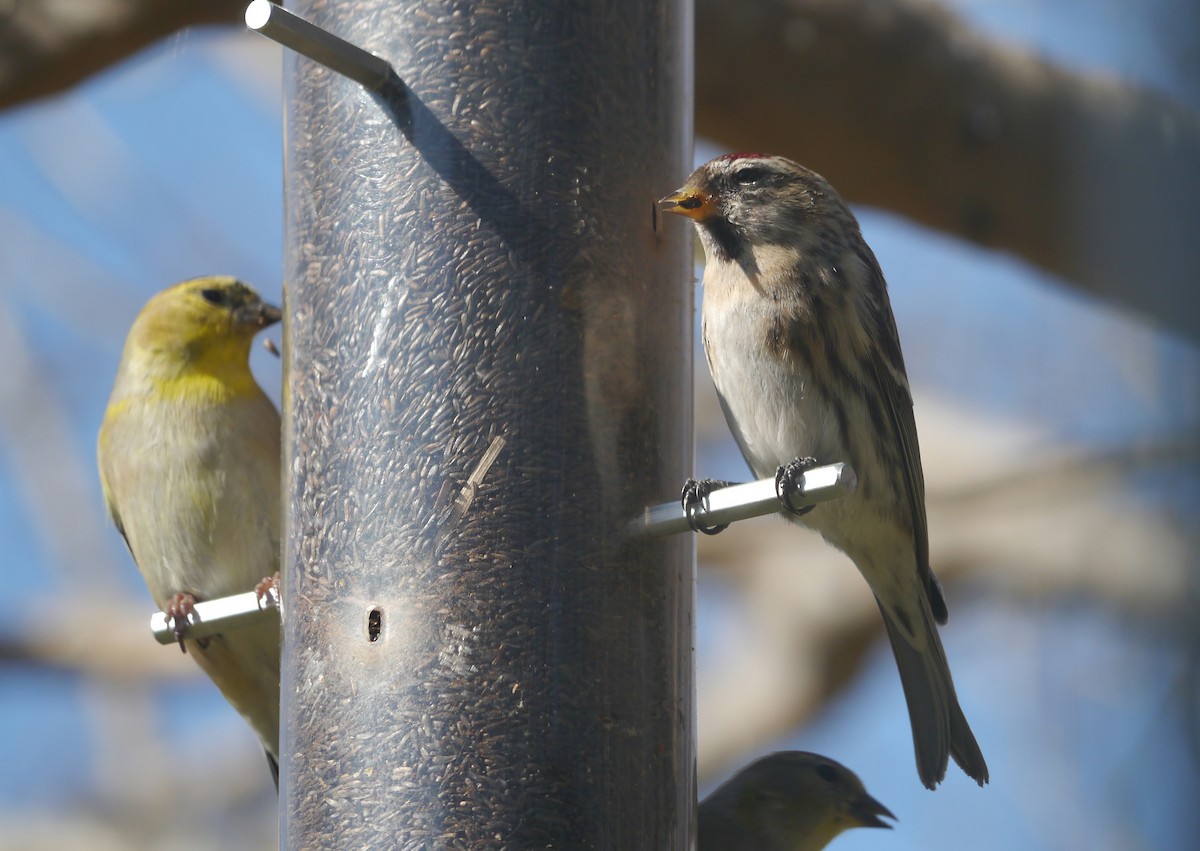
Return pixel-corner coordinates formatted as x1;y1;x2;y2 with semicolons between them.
862;260;947;623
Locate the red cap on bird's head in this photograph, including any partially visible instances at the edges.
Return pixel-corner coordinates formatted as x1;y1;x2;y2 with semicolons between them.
715;152;770;163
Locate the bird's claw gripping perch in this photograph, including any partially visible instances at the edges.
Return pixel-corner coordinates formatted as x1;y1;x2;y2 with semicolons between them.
164;592;199;652
776;457;818;516
681;478;734;535
255;572;282;610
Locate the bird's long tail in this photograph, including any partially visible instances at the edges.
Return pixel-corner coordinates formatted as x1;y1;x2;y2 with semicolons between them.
878;598;989;789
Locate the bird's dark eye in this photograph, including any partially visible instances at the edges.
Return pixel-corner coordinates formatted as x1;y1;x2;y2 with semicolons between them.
733;166;766;185
199;288;225;305
816;764;838;784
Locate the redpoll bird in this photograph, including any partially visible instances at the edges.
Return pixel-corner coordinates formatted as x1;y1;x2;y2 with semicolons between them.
699;751;894;851
660;154;987;789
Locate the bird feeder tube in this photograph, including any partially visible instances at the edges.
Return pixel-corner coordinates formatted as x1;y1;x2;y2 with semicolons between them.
270;0;695;847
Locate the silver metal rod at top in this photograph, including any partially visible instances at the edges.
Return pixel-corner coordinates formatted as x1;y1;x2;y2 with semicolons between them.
245;0;398;92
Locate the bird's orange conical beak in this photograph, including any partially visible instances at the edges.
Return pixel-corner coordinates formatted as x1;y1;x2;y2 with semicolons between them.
658;187;716;222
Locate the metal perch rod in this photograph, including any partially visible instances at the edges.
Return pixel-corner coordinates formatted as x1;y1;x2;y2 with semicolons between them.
149;461;854;645
150;589;278;645
632;462;857;537
245;0;399;91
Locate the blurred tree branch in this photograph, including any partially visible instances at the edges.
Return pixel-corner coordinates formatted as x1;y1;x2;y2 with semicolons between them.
3;1;1197;341
695;0;1200;341
0;0;243;110
0;597;196;681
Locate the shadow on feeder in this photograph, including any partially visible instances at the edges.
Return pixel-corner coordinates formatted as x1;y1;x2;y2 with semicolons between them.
246;0;552;272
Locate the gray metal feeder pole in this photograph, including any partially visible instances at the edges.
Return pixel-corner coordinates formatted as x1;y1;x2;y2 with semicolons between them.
274;0;694;846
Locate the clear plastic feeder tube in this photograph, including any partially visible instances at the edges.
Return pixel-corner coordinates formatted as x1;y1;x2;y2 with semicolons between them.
280;1;694;846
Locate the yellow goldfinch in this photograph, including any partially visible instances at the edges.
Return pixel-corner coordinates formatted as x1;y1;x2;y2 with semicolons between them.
699;751;895;851
97;276;282;783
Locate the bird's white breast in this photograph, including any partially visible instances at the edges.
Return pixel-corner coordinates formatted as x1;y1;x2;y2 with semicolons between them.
701;267;846;480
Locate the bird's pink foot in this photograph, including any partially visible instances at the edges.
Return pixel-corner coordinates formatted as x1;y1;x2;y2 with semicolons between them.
164;592;198;653
255;572;281;610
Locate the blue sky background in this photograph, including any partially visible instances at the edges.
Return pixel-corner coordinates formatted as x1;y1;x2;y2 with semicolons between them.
1;1;1197;848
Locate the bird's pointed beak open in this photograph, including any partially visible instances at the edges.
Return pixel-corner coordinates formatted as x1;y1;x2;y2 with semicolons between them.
257;302;282;328
658;187;716;222
239;301;282;329
850;792;896;830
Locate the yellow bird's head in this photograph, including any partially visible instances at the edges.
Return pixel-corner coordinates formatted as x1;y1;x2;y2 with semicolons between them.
114;276;281;399
131;276;280;350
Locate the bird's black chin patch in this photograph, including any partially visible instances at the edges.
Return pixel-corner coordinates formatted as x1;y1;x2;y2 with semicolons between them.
701;217;746;265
